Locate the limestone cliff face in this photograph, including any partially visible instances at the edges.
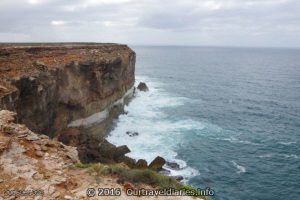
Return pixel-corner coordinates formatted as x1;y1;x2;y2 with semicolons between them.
0;44;135;136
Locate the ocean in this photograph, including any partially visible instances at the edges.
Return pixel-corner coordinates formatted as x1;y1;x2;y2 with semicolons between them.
106;46;300;200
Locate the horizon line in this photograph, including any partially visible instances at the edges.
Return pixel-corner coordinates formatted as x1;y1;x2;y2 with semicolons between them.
129;44;300;50
0;42;299;50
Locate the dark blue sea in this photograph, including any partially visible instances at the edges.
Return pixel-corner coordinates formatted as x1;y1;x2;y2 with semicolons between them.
107;46;300;200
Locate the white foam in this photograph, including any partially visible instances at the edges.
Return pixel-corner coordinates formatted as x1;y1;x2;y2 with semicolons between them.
281;154;299;159
278;141;297;145
257;153;299;159
107;76;201;180
220;136;262;146
258;154;274;158
231;161;246;174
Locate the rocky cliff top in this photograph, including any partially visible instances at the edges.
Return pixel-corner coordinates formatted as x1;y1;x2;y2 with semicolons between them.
0;43;131;97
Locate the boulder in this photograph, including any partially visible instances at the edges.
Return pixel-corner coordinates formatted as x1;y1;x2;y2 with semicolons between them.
137;82;149;92
78;138;131;164
135;159;148;169
114;145;130;159
98;140;117;157
120;156;136;168
166;161;181;170
126;131;139;137
149;156;166;171
78;139;113;163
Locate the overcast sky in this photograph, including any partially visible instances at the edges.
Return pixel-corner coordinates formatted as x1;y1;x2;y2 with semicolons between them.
0;0;299;47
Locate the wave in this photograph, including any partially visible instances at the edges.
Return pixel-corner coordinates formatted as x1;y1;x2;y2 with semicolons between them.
278;141;297;145
258;154;274;158
107;76;201;181
281;154;299;159
231;161;246;174
219;136;262;146
257;153;299;159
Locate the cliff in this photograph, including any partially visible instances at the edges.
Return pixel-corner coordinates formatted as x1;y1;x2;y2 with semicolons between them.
0;44;207;200
0;43;135;137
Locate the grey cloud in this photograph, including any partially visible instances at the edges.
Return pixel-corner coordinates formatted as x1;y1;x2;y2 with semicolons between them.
0;0;299;47
138;0;300;32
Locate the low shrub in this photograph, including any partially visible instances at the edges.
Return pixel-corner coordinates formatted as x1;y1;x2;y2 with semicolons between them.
75;162;212;199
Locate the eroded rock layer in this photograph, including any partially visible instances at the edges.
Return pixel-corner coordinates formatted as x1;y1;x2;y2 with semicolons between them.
0;43;135;136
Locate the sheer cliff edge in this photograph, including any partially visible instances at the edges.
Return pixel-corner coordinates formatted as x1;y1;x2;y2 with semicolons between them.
0;43;135;137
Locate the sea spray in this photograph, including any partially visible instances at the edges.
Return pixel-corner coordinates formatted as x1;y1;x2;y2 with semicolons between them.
107;76;200;181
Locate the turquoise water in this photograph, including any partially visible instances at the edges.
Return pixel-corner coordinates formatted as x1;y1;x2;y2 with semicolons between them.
107;46;300;200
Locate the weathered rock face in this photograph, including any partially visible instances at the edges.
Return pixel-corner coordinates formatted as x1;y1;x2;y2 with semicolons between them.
0;44;135;136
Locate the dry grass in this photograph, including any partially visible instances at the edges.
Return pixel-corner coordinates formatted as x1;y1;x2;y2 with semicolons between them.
75;162;212;199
